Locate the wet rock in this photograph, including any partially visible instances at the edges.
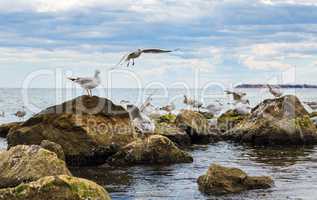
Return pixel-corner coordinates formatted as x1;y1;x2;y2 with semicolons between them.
155;122;191;147
109;135;193;165
0;175;111;200
197;164;273;195
0;122;21;138
224;95;317;145
217;109;249;132
0;145;71;188
40;140;65;161
176;110;220;144
7;95;136;166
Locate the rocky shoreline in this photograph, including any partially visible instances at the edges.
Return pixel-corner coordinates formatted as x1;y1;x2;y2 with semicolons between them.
0;94;317;199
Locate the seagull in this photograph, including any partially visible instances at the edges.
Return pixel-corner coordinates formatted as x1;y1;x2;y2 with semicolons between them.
183;95;203;111
225;90;249;105
115;48;178;67
267;84;283;98
68;70;101;96
14;106;26;119
204;101;223;116
0;111;5;117
160;102;176;113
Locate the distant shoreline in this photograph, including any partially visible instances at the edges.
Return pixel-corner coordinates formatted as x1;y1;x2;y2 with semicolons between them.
235;84;317;89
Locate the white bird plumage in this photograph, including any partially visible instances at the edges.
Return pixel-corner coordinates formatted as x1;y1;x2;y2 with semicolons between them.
115;48;178;68
183;95;203;111
68;70;101;96
267;84;283;98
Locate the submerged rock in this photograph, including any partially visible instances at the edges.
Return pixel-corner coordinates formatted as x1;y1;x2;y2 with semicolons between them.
0;175;111;200
224;95;317;145
7;96;136;166
109;135;193;165
217;109;249;132
0;145;71;189
176;110;220;144
0;122;21;138
197;164;273;195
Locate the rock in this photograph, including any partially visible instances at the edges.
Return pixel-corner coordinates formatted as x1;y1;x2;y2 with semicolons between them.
175;110;220;144
155;122;191;147
217;109;249;132
109;135;193;165
0;122;21;138
157;113;177;124
0;175;111;200
7;96;136;166
0;145;71;188
197;164;273;195
199;111;214;119
224;95;317;145
40;140;65;161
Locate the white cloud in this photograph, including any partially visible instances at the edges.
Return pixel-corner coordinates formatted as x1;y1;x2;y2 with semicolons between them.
239;42;317;70
0;0;218;22
260;0;317;6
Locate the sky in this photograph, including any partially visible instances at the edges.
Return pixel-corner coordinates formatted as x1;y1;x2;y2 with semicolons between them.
0;0;317;88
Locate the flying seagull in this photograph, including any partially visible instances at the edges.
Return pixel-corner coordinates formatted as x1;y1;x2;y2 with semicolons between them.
267;84;283;98
115;48;178;68
68;70;101;96
225;90;249;105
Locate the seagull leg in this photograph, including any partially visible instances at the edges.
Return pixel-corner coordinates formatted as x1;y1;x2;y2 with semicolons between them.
132;59;135;66
127;60;130;67
89;89;92;96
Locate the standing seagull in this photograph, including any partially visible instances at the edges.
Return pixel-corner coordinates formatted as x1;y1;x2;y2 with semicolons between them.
225;90;249;105
116;48;178;67
68;70;101;96
267;84;283;98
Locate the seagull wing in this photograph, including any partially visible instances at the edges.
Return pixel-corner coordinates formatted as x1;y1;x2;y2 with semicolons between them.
112;53;130;69
141;49;173;54
75;77;94;85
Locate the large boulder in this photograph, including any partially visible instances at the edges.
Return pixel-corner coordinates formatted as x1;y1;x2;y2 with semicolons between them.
175;110;220;144
40;140;65;161
217;109;249;132
224;95;317;145
109;135;193;165
155;122;191;147
0;175;111;200
197;164;273;195
0;122;21;138
7;96;136;166
0;145;71;188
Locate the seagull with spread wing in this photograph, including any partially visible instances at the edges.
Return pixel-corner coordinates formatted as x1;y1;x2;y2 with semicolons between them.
225;90;249;105
115;48;178;68
68;70;101;96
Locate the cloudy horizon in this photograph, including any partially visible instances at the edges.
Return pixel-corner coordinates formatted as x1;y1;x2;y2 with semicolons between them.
0;0;317;88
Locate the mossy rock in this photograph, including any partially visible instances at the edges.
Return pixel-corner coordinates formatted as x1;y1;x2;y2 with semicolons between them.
7;95;137;166
0;175;111;200
197;164;273;195
0;145;71;189
109;135;193;165
155;122;191;147
217;109;249;132
224;95;317;145
40;140;65;161
0;122;21;138
157;114;177;124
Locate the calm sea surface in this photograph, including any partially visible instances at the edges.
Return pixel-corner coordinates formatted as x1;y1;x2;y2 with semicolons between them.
1;88;317;200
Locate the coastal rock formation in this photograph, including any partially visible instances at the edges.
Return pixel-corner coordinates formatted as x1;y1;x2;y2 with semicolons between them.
155;122;191;147
197;164;273;195
109;135;193;165
217;109;249;132
176;110;220;144
0;145;71;188
7;95;136;166
40;140;65;161
0;122;21;138
0;175;111;200
224;95;317;145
